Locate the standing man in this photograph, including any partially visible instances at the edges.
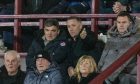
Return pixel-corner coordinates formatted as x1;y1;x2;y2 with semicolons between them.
98;11;140;84
0;50;26;84
24;50;63;84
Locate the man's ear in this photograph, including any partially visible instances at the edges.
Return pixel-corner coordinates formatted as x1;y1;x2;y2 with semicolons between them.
127;22;133;31
80;22;83;29
129;21;133;27
57;29;60;34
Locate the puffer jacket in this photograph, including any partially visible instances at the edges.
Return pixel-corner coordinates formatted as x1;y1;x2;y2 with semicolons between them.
98;17;140;82
26;29;70;70
24;63;63;84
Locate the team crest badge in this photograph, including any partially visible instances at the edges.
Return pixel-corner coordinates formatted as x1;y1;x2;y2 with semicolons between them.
60;42;66;46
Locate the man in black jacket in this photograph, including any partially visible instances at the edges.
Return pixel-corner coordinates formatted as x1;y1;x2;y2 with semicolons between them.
27;19;70;83
0;50;26;84
66;16;98;68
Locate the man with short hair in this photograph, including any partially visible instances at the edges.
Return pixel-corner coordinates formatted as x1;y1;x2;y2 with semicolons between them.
66;16;103;76
66;16;97;66
27;18;70;83
98;11;140;84
27;18;69;68
0;50;26;84
24;50;63;84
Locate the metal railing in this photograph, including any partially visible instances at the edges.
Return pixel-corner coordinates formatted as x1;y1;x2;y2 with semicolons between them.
89;40;140;84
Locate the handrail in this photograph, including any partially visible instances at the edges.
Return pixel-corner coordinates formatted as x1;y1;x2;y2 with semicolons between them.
0;14;116;19
0;21;113;27
137;54;140;84
89;40;140;84
0;14;140;19
0;14;116;51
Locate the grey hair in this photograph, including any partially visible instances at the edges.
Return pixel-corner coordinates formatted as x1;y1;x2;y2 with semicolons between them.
4;50;20;61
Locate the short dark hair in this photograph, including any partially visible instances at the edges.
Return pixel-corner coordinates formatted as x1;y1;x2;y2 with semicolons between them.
44;19;59;28
67;16;82;22
117;11;134;23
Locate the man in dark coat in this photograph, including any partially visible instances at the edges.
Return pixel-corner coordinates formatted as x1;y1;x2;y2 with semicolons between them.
66;16;98;67
0;50;26;84
26;19;70;82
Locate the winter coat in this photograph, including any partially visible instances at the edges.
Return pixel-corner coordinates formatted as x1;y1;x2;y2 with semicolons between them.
24;63;63;84
0;65;26;84
26;29;70;83
26;29;70;70
98;17;140;82
67;72;106;84
68;27;97;67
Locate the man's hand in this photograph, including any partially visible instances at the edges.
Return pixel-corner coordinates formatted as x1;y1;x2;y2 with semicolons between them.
80;28;87;39
68;66;75;77
113;2;126;14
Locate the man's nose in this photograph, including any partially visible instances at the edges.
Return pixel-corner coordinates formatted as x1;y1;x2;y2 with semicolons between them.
8;61;13;65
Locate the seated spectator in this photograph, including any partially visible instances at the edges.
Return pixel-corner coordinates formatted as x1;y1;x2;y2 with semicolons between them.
112;1;140;33
26;19;70;83
98;11;140;84
0;50;26;84
24;50;63;84
66;16;104;67
113;1;131;14
66;55;106;84
113;0;140;14
99;0;140;14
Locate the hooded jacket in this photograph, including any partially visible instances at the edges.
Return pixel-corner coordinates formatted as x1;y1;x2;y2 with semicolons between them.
98;17;140;81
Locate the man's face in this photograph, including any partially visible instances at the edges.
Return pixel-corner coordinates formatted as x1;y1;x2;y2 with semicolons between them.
36;58;50;73
117;16;131;34
4;54;19;74
44;26;59;41
67;19;82;38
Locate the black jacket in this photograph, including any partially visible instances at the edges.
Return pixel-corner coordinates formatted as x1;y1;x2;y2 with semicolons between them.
26;29;70;70
26;29;70;81
68;28;97;67
67;72;100;84
0;66;26;84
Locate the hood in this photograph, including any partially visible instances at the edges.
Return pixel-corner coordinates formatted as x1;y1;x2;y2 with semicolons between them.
108;17;139;38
